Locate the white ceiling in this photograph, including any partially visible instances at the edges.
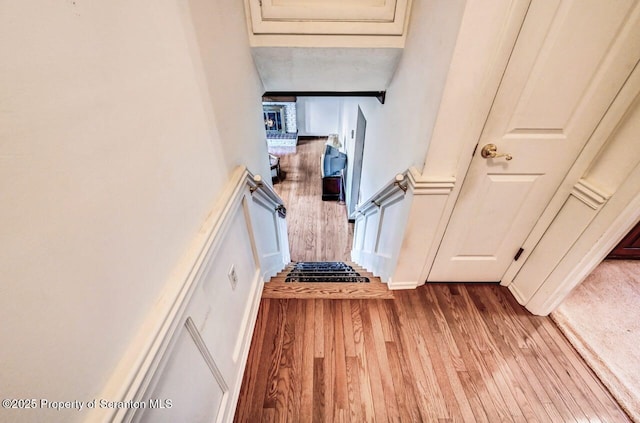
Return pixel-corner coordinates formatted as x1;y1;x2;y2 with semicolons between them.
252;47;403;92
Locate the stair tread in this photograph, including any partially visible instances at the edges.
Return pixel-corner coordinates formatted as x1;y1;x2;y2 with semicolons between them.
262;281;393;299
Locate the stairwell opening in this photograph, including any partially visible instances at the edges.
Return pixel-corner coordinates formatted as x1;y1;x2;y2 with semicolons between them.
262;94;374;264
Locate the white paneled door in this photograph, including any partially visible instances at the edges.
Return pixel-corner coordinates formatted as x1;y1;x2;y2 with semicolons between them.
430;0;640;282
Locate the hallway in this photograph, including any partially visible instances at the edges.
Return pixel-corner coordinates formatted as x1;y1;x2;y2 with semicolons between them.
234;283;630;422
273;137;353;262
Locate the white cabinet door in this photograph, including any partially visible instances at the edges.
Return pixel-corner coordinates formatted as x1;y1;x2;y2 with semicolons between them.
429;0;640;282
246;0;410;35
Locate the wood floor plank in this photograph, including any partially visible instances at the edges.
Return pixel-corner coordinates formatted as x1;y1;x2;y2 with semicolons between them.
340;301;356;357
313;357;325;423
344;356;363;423
358;300;390;422
332;301;348;412
366;301;401;421
350;300;376;423
314;299;324;359
300;300;315;423
322;301;336;423
401;290;457;421
234;284;629;422
377;300;422;423
285;299;305;423
384;340;420;423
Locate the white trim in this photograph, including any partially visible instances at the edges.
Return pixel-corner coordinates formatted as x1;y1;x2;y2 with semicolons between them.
245;0;411;37
184;317;230;423
407;167;456;195
232;269;263;363
525;188;640;316
570;179;610;210
223;269;265;423
184;317;229;393
507;282;528;307
386;278;418;290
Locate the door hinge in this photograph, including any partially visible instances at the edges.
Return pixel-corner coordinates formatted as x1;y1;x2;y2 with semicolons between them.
472;143;479;157
514;247;524;261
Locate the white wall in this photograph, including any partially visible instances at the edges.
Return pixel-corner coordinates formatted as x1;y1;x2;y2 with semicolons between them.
337;0;467;202
0;1;267;422
345;0;466;281
252;47;403;92
183;0;271;178
296;97;341;136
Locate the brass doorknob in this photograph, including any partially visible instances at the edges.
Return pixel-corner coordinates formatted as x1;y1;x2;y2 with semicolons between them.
481;143;512;161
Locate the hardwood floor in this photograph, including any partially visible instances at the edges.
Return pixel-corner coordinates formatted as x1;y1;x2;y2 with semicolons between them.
272;137;353;262
234;284;630;422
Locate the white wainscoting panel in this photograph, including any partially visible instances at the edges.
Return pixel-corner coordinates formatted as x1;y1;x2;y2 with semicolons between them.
351;174;413;283
509;179;610;305
247;189;288;280
88;167;288;423
135;318;227;423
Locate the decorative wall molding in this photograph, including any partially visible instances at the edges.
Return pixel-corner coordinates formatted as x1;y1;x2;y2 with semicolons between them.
352;171;413;282
246;0;412;37
224;270;265;422
246;175;290;280
570;178;610;210
407;167;456;195
525;180;640;316
184;317;229;396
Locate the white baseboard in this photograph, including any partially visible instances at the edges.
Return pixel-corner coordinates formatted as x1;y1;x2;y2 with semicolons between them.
386;278;419;290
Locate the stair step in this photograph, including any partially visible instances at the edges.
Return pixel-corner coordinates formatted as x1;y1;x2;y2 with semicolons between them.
285;276;370;283
265;261;389;299
262;280;393;299
287;272;362;278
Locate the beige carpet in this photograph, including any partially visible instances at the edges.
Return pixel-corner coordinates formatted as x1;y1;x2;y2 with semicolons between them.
552;260;640;422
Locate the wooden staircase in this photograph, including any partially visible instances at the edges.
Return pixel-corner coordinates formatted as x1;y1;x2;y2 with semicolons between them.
262;261;393;299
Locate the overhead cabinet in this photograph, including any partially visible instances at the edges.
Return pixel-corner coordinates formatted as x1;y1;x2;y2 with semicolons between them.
245;0;411;35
